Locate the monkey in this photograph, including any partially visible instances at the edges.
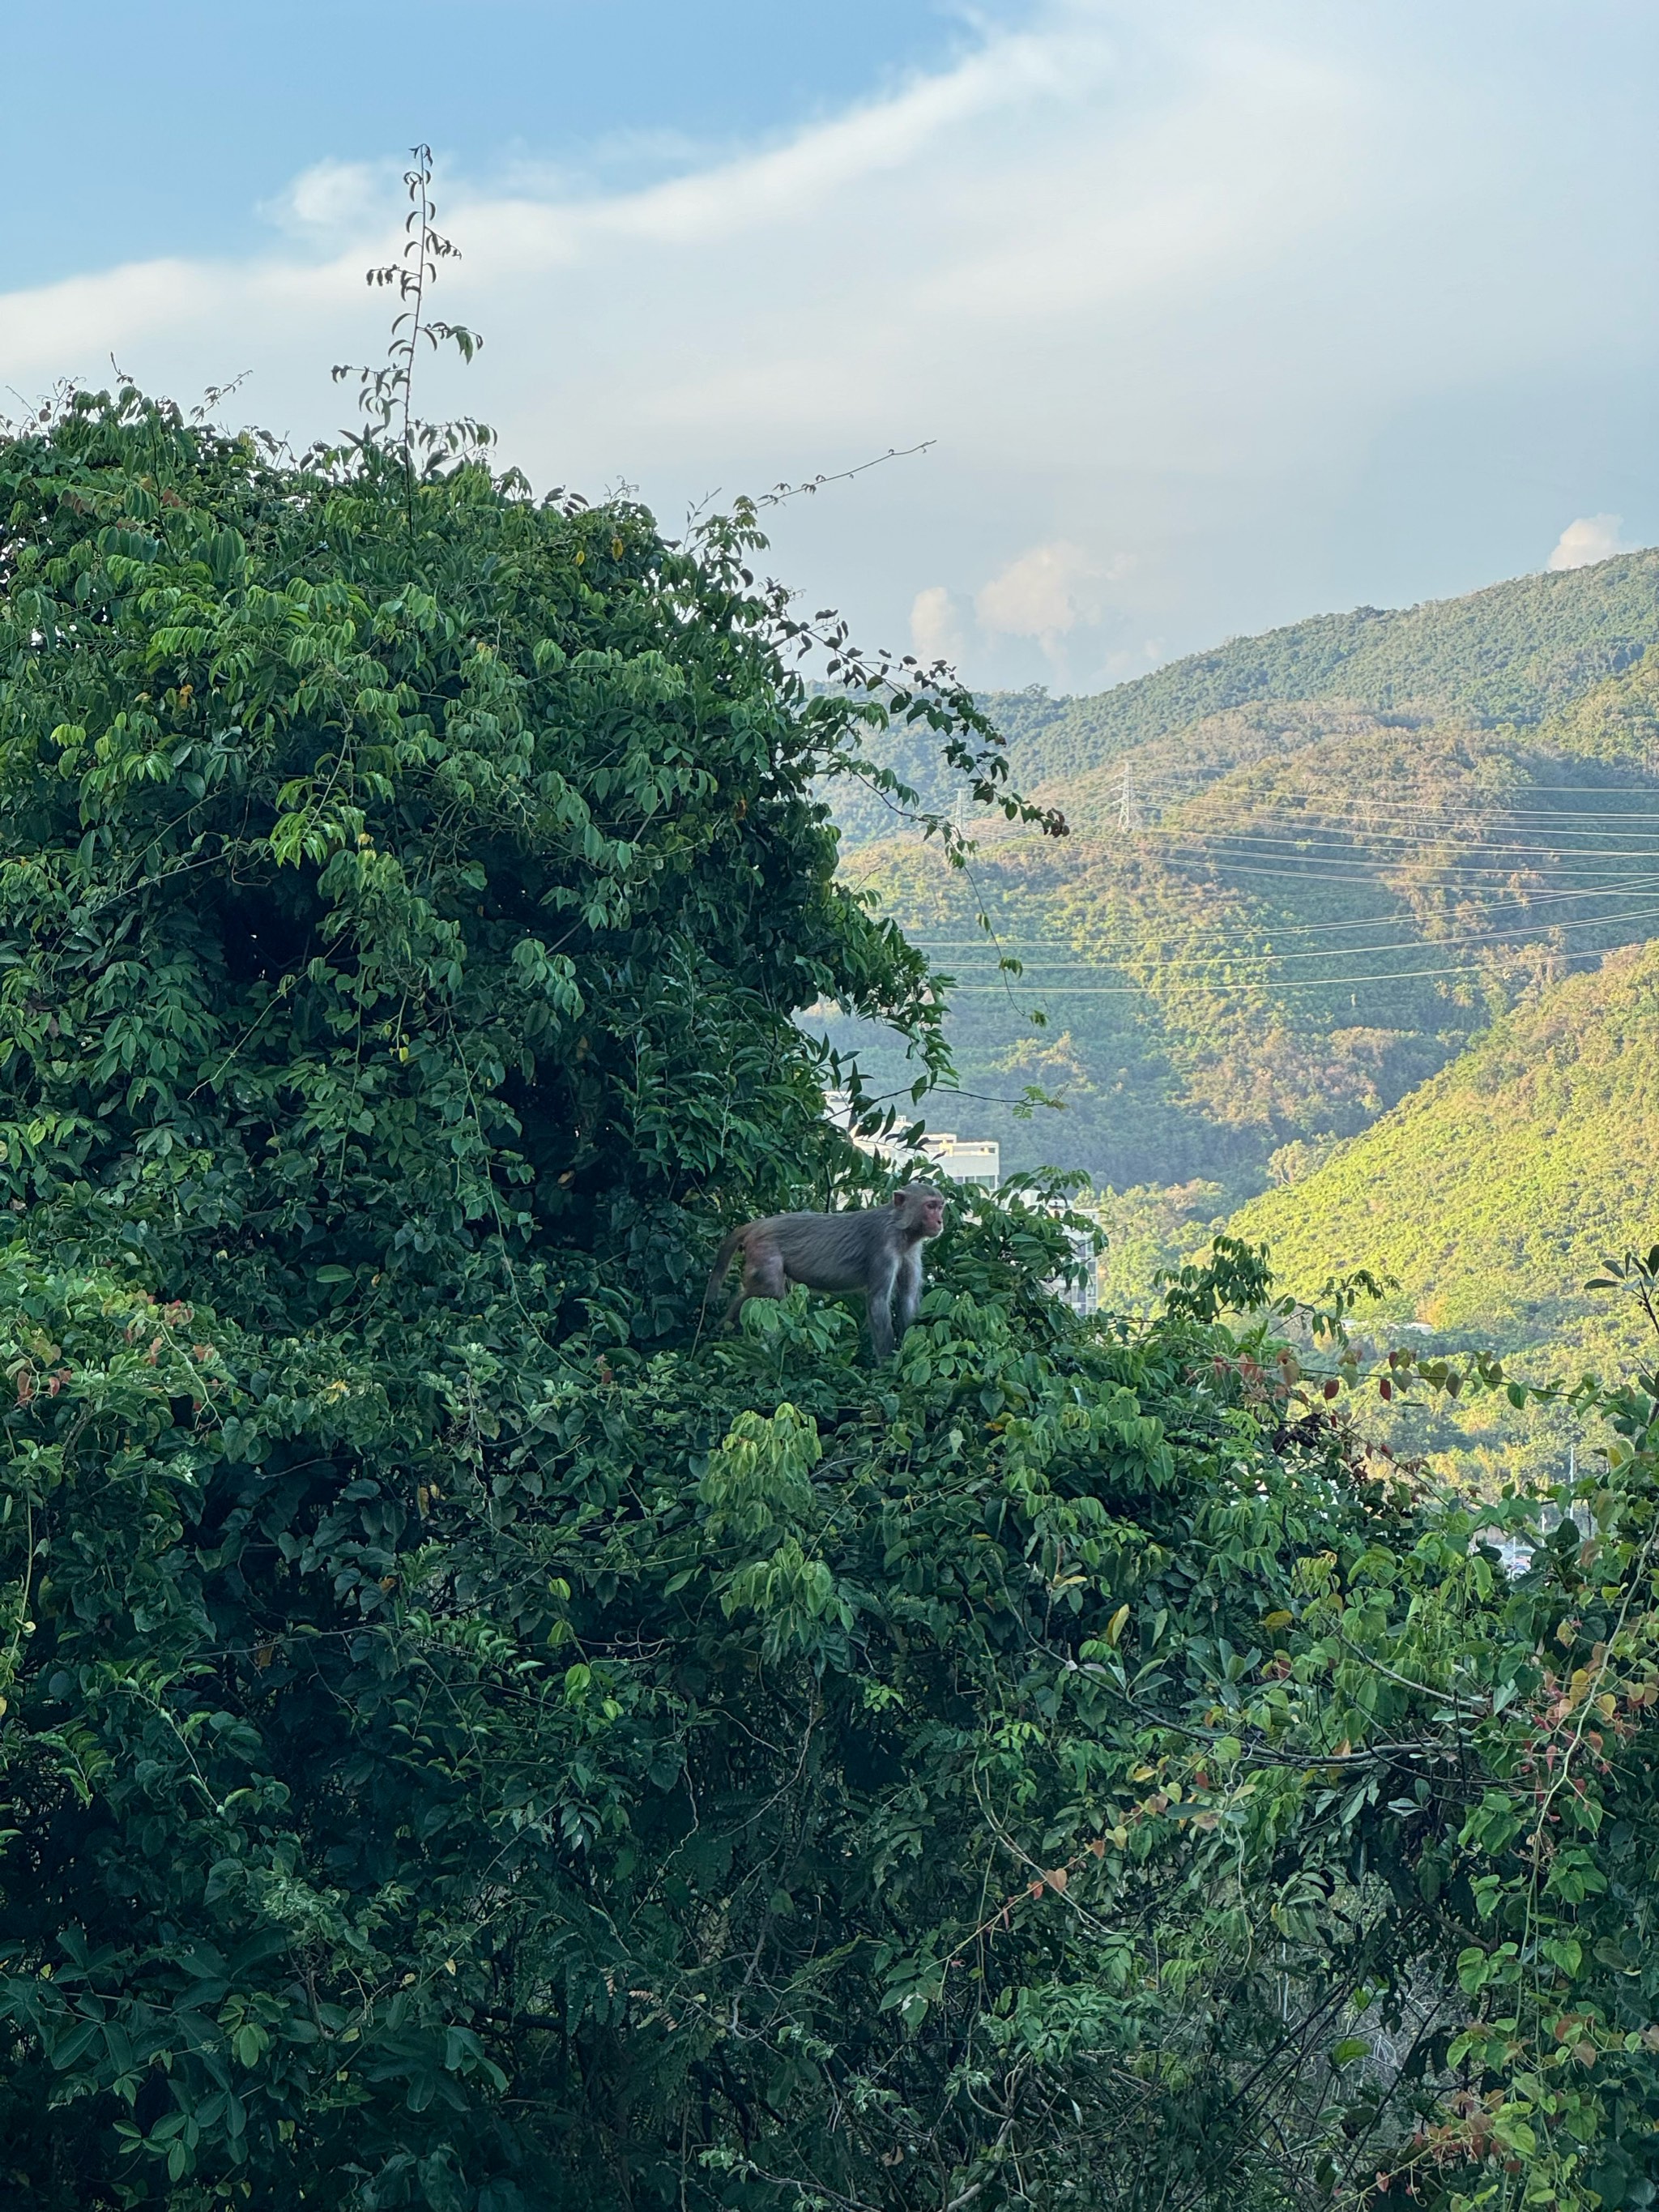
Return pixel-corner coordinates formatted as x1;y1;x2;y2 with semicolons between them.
705;1184;948;1360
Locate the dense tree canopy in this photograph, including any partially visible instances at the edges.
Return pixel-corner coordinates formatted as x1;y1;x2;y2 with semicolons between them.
2;373;1659;2212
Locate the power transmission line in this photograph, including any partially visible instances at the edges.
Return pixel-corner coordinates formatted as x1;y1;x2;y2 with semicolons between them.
946;956;1602;996
910;873;1659;946
935;899;1659;970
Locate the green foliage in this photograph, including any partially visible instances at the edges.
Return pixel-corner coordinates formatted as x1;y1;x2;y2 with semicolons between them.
5;322;1659;2210
0;359;1060;2203
330;144;489;491
1586;1246;1659;1339
1092;1180;1228;1315
0;375;995;1317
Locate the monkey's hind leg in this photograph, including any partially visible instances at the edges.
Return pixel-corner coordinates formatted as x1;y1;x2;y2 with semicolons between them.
727;1249;787;1330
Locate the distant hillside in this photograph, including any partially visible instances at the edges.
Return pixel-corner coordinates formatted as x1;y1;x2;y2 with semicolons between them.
817;552;1659;1489
821;644;1659;1194
832;549;1659;848
1226;940;1659;1488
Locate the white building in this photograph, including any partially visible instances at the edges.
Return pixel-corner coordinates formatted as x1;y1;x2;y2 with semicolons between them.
822;1092;1000;1190
824;1092;1098;1313
1056;1224;1100;1315
920;1134;1001;1190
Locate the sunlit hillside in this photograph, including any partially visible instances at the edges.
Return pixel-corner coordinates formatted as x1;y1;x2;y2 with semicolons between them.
1229;937;1659;1488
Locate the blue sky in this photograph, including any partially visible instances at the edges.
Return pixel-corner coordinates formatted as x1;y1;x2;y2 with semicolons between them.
0;2;968;290
2;0;1655;694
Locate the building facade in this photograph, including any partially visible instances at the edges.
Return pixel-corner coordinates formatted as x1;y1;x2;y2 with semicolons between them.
822;1093;1098;1313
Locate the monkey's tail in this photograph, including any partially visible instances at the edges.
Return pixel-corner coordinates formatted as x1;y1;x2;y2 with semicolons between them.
703;1228;743;1309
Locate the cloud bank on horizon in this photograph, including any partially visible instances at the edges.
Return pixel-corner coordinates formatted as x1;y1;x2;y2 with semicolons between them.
2;0;1654;694
1547;515;1636;573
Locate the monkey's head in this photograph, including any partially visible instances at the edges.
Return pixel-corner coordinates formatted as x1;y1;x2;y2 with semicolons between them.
893;1182;947;1241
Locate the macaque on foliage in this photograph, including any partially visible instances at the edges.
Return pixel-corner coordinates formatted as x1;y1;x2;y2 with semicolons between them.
706;1184;948;1359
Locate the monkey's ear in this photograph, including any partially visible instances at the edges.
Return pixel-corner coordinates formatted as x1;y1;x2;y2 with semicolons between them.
891;1190;906;1207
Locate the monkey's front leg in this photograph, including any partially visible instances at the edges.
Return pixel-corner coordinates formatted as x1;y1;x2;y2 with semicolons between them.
865;1256;899;1360
893;1249;923;1341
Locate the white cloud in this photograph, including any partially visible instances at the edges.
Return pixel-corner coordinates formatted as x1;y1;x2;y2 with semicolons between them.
1546;513;1633;571
0;7;1370;463
975;542;1104;641
262;160;396;241
0;3;1651;685
910;585;965;665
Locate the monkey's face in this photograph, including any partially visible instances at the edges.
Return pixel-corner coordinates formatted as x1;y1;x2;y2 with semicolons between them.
897;1185;947;1240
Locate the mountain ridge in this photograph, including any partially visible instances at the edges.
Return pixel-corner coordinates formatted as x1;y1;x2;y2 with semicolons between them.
1003;545;1659;788
833;547;1659;849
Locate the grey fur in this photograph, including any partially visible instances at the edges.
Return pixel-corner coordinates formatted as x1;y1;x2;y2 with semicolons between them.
706;1184;948;1359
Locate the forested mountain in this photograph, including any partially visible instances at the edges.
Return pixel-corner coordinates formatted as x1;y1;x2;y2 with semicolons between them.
824;554;1659;1206
1233;935;1659;1340
1012;544;1659;784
